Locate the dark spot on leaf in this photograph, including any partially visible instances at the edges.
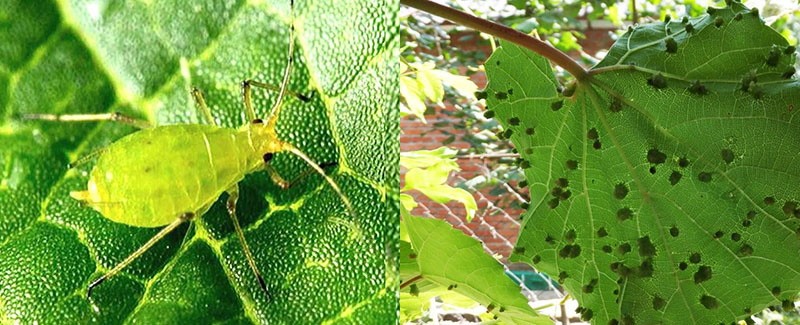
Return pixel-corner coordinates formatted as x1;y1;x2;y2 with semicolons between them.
581;308;594;321
713;230;724;239
698;172;712;182
566;159;578;170
409;253;417;259
764;196;776;205
486;303;495;312
688;80;708;95
679;262;688;270
638;236;656;257
495;92;507;100
744;307;752;314
649;166;657;174
448;284;457;290
551;187;563;196
558;271;569;283
582;279;598;293
747;210;757;219
664;15;671;23
617;208;633;221
785;45;796;55
742;219;752;227
772;286;781;296
638;259;654;277
559;190;572;201
611;262;633;277
707;7;717;14
714;17;724;27
559;244;582;258
681;16;689;24
665;37;678;53
647;73;668;89
532;255;541;264
614;183;629;199
738;243;754;256
602;245;613;253
783;201;797;216
618;243;631;254
689;253;701;264
670;226;680;237
731;232;741;241
545;235;555;244
767;46;781;67
721;149;734;164
483;110;495;118
750;7;759;16
475;91;488;100
564;229;576;243
518;180;528;188
513;246;525;254
669;171;683;185
503;129;513;138
783;67;796;79
556;177;569;188
647;149;667;164
678;157;690;168
653;295;666;310
507;88;514;95
609;97;624;113
587;128;598;140
700;295;719;309
551;100;564;111
734;12;743;20
409;283;419;296
525;127;535;135
694;265;712;283
548;198;560;209
524;148;533;154
597;227;608;237
685;23;694;33
508;117;520;126
518;159;530;168
593;140;602;149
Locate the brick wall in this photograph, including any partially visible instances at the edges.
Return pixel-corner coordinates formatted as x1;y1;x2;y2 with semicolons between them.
401;23;617;261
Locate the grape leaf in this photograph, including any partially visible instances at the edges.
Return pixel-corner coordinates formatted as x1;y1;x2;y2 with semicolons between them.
486;2;800;324
0;0;398;323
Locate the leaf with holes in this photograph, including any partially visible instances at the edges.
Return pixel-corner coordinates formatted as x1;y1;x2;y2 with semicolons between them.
486;2;800;324
0;0;397;323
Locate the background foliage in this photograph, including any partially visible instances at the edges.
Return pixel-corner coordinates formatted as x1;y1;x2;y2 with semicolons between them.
0;0;398;323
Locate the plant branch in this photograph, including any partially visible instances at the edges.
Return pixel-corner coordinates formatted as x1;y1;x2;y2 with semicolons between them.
401;0;588;80
400;274;423;289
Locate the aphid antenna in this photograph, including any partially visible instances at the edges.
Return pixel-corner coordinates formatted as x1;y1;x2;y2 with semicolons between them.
284;145;355;217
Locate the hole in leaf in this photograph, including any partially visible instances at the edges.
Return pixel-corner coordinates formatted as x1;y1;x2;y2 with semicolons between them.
714;17;724;27
713;231;724;239
507;88;514;95
764;196;776;205
545;235;555;245
783;201;797;216
614;183;629;200
610;262;633;277
772;286;781;296
617;208;634;221
700;295;719;309
532;255;541;264
669;171;682;185
597;227;608;237
559;190;572;201
685;23;694;33
587;128;598;140
551;100;564;111
495;92;507;100
731;233;741;241
670;226;680;237
679;262;688;270
678;157;690;167
698;172;712;182
665;37;677;53
564;229;577;243
649;166;657;174
483;110;495;118
593;140;602;149
639;259;654;277
647;149;668;164
602;245;613;253
509;117;520;126
653;295;666;310
742;219;752;227
556;178;569;188
694;265;713;283
581;309;594;321
548;198;560;209
558;271;569;283
582;279;598;293
513;246;525;254
525;127;535;135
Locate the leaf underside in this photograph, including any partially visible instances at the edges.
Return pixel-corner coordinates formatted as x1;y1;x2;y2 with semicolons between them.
486;3;800;324
0;0;398;324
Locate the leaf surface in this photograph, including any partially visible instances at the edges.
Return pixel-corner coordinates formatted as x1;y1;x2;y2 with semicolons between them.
0;0;398;323
486;3;800;324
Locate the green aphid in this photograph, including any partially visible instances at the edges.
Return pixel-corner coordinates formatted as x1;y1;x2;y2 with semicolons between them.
24;0;352;300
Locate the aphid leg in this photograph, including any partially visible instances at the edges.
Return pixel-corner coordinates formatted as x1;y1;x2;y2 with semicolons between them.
87;212;194;298
225;185;270;297
190;88;218;126
282;144;355;217
66;147;109;169
22;112;152;129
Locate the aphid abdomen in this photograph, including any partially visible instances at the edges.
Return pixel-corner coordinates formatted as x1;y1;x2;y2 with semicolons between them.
84;124;261;227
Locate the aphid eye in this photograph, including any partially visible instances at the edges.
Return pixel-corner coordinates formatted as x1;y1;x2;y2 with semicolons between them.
252;118;264;124
262;153;274;162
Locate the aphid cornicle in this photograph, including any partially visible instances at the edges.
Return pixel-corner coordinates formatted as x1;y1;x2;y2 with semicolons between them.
24;0;351;300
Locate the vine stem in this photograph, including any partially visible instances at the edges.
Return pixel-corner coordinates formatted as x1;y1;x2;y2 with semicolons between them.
401;0;589;80
400;275;423;289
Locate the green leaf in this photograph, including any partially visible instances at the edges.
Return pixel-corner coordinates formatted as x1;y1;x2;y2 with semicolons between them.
401;148;477;221
0;0;398;323
402;216;550;325
486;2;800;324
